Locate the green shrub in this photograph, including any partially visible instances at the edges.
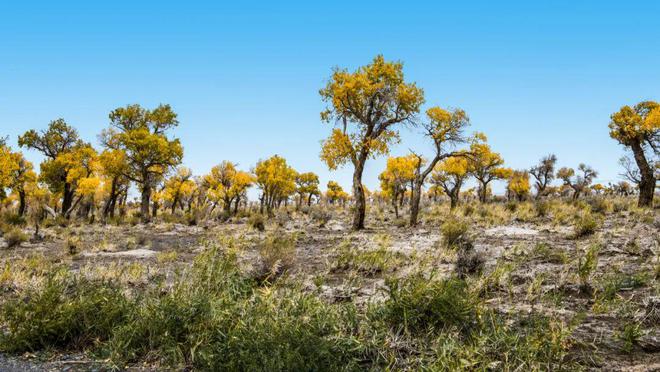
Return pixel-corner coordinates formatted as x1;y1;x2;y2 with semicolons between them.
535;201;549;217
3;227;28;248
531;242;568;264
2;213;26;226
440;217;470;248
256;231;297;281
455;245;485;279
107;245;362;370
573;211;598;238
382;275;480;334
248;213;265;231
596;271;649;303
577;243;600;291
0;274;132;352
617;321;642;354
587;197;613;214
333;237;402;276
310;207;331;227
428;313;573;370
0;241;578;370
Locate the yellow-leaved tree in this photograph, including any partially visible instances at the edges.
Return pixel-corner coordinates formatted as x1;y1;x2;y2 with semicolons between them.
529;154;558;199
254;155;296;214
319;55;424;230
98;149;129;219
295;172;320;208
204;161;254;216
408;107;472;224
379;155;416;218
507;170;531;201
609;101;659;206
468;137;512;203
325;181;349;205
557;164;597;200
101;104;183;222
0;141;20;207
430;156;471;209
19;119;88;217
162;167;195;214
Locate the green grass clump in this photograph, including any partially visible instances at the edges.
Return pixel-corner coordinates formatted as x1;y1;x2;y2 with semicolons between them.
573;211;598;238
577;243;600;292
0;272;131;352
0;241;579;371
3;227;28;248
256;231;297;281
440;217;470;248
531;242;568;264
333;236;402;276
382;274;480;334
247;213;266;231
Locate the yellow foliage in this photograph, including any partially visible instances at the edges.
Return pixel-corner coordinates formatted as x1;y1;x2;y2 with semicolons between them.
326;181;349;203
255;155;296;210
609;101;660;145
507;170;530;200
319;55;424;170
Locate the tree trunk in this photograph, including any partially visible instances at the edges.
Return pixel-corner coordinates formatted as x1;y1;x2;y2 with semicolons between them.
351;160;366;230
259;194;265;214
140;184;151;223
478;182;488;203
223;198;232;215
18;191;26;216
103;179;117;218
152;199;159;219
393;196;399;218
171;196;178;214
62;182;74;217
450;194;458;209
409;182;422;225
631;141;655;207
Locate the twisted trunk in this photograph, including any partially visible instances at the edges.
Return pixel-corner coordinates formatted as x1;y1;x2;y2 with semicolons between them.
18;190;26;216
140;183;151;223
351;158;367;230
631;141;655;207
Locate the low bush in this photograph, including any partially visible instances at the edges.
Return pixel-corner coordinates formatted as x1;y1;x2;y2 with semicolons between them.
3;227;28;248
577;243;600;292
310;207;332;228
0;241;578;370
2;213;26;226
333;237;402;276
535;200;550;217
274;210;291;227
247;213;265;231
382;275;480;334
256;231;297;281
0;273;132;352
573;211;598;238
455;245;485;279
587;197;613;214
64;235;81;255
440;217;470;248
393;217;407;228
531;242;568;264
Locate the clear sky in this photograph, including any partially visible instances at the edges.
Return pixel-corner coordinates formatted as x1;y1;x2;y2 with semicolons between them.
2;1;659;198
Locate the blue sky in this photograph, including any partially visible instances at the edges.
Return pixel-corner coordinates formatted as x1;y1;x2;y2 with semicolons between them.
2;1;659;198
